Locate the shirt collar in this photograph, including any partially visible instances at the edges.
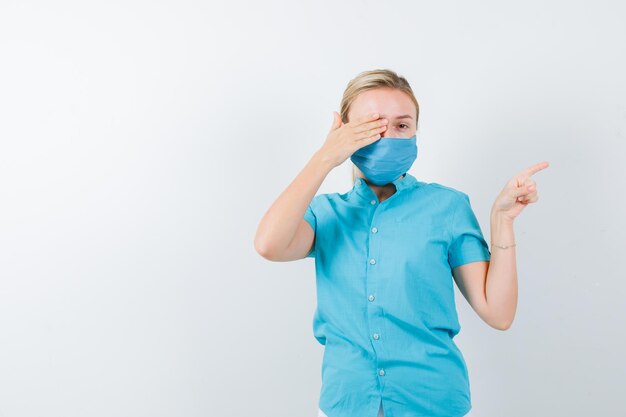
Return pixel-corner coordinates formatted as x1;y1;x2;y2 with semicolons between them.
351;172;419;202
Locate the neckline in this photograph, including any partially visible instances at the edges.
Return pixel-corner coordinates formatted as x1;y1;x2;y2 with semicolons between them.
351;172;419;202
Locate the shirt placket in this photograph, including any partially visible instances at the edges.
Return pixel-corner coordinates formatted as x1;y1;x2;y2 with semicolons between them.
365;192;389;387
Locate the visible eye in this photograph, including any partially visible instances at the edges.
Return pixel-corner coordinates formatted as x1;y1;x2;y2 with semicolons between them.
399;123;409;129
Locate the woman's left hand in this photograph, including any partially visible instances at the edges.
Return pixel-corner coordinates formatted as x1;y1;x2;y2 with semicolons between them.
492;161;550;222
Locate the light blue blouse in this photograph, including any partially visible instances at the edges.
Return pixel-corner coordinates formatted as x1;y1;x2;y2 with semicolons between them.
303;172;491;417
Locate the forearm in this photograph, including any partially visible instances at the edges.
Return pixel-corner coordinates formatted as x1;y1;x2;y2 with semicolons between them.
254;150;333;256
485;210;518;329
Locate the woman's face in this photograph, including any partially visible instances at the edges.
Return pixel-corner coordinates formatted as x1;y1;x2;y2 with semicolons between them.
347;87;417;138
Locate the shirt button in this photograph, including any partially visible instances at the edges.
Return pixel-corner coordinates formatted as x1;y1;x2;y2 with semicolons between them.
378;369;386;376
369;258;376;265
373;333;380;340
370;199;377;205
368;295;375;302
371;227;378;233
356;179;362;185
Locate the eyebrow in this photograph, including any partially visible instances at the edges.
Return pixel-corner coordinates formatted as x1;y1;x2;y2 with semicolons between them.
380;114;414;120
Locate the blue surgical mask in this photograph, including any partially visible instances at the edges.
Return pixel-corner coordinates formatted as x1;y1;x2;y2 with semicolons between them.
350;135;418;186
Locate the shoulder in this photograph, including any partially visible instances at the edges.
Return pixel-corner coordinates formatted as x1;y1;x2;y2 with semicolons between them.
308;192;341;212
309;192;336;204
427;182;467;197
416;181;470;205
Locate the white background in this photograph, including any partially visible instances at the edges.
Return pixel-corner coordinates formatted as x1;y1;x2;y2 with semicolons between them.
0;1;625;416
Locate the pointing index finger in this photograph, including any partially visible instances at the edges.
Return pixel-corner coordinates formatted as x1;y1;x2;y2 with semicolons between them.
521;161;550;178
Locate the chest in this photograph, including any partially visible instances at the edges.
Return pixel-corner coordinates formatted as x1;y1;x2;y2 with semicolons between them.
315;196;453;279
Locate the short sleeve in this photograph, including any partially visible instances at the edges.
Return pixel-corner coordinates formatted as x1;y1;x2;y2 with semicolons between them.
303;202;317;258
448;192;491;269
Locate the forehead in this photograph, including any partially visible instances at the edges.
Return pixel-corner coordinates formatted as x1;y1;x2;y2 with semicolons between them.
349;88;416;119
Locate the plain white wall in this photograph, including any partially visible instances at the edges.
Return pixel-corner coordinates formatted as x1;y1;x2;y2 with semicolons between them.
0;1;625;416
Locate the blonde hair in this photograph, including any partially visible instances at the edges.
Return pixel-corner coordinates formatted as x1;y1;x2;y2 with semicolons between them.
339;69;420;183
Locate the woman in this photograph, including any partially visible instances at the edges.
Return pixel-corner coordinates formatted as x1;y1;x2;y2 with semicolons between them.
254;69;548;417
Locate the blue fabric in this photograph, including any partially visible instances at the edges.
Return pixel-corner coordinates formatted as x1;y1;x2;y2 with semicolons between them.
303;172;491;417
350;135;418;186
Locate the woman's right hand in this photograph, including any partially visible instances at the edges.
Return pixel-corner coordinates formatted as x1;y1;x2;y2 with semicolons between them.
316;111;389;169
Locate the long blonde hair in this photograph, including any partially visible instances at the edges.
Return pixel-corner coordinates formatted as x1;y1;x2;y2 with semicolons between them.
339;69;420;183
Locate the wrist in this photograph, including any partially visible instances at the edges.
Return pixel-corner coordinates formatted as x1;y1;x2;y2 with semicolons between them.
311;149;337;173
490;209;515;225
490;209;516;249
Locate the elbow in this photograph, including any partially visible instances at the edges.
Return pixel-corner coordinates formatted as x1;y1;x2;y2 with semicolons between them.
490;318;513;331
254;235;279;261
254;236;272;259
